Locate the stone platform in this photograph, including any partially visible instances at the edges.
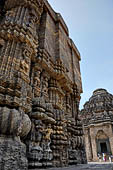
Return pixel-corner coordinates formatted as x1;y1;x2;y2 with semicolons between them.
36;164;113;170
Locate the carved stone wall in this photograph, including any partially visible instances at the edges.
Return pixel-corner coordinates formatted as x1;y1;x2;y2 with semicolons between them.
81;89;113;162
0;0;84;169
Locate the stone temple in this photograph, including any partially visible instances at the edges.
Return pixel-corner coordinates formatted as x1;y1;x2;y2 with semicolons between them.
0;0;85;169
81;89;113;162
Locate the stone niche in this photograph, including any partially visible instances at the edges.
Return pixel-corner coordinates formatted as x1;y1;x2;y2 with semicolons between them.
0;0;85;169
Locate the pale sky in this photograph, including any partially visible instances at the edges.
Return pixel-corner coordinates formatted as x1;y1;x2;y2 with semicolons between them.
48;0;113;109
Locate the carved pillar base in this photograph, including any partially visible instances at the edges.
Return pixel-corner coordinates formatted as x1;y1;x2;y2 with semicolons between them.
68;150;77;165
0;136;28;170
75;149;83;164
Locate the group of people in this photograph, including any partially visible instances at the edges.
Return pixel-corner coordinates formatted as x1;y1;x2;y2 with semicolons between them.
98;153;112;162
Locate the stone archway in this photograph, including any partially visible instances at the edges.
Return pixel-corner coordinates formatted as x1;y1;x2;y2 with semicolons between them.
96;130;111;155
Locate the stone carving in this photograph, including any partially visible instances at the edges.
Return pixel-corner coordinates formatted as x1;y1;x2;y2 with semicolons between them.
33;68;41;97
0;0;84;169
20;113;32;138
27;119;44;168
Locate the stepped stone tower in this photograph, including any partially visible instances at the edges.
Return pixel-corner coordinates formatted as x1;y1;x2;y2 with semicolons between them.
81;89;113;162
0;0;85;169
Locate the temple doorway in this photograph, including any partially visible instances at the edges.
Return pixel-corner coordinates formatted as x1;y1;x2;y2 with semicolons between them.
100;142;107;153
96;130;111;155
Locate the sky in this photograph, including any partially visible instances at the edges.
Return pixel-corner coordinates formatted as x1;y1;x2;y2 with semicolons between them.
48;0;113;109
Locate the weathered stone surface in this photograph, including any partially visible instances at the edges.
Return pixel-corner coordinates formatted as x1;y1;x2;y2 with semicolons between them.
0;136;28;170
0;0;84;169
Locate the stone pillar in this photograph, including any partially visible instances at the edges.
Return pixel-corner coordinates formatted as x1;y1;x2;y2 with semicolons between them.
90;127;97;161
84;128;93;162
108;124;113;155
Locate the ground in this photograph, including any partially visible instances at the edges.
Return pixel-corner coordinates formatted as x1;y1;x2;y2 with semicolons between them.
43;164;113;170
